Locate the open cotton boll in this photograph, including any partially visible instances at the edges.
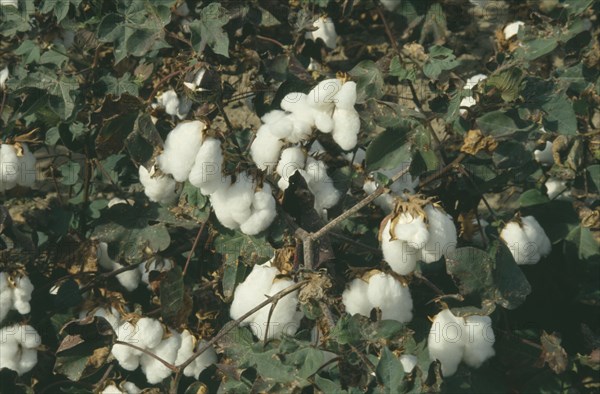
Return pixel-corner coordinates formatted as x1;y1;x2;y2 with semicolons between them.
155;90;190;120
281;92;309;114
89;307;121;331
227;174;256;225
101;384;123;394
366;272;413;323
463;315;495;368
139;257;173;288
157;121;205;182
307;78;342;111
138;165;178;205
189;137;224;195
251;127;284;171
252;278;302;340
305;17;338;49
363;180;395;212
288;112;315;143
0;67;9;88
97;242;141;291
17;143;37;187
141;331;181;384
313;110;334;134
400;354;417;373
392;212;430;247
230;263;279;322
428;309;467;377
419;205;457;263
239;184;277;235
12;275;34;314
334;81;357;110
276;147;306;190
135;317;164;349
0;144;19;190
209;180;240;230
545;177;571;200
0;324;41;375
381;219;419;275
342;278;373;317
300;159;341;215
500;216;551;265
0;272;12;321
261;110;294;139
503;21;524;40
122;382;141;394
534;141;554;166
332;108;360;150
464;74;487;90
175;331;217;378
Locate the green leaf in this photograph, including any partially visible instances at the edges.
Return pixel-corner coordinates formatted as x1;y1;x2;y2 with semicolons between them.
14;40;40;64
541;92;577;135
330;314;362;345
160;266;184;324
446;247;495;298
486;67;523;102
189;3;230;57
491;242;532;309
349;60;385;102
389;56;416;81
476;110;533;137
365;126;412;171
59;161;80;186
514;37;558;61
519;189;550;207
585;164;600;193
40;0;71;22
423;45;460;80
376;347;406;392
566;225;600;261
98;73;139;97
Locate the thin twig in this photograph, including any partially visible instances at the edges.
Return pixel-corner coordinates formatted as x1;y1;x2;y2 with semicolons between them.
169;280;309;393
79;260;146;293
114;340;177;371
417;152;466;190
183;220;208;276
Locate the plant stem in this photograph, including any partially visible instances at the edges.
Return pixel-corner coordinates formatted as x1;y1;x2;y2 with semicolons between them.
182;220;208;276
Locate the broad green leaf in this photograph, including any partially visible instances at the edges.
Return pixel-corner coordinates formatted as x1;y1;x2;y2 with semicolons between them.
423;45;460;80
98;73;139;97
349;60;385;102
189;3;230;57
566;225;600;261
59;161;80;186
446;247;495;298
514;37;558;61
486;67;523;102
389;56;416;81
14;40;40;64
476;110;533;137
376;347;406;392
491;242;532;309
160;266;185;324
541;92;577;135
519;189;550;207
365;126;412;171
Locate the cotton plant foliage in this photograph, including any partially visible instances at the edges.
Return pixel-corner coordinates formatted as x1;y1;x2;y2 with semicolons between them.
428;309;495;377
500;215;551;265
342;271;413;323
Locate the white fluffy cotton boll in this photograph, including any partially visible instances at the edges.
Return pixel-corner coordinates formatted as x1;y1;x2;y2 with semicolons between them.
251;127;284;171
17;143;37;187
366;272;413;323
101;385;122;394
334;81;358;110
307;78;342;111
209;180;240;230
419;205;457;264
503;21;524;40
138;165;178;205
90;307;121;331
288;112;315;143
534;141;554;166
189;137;224;195
175;331;217;378
459;74;487;115
545;177;571;200
462;315;495;368
428;309;467;377
252;278;302;340
157;121;205;182
332;108;360;150
464;74;487;90
227;174;256;225
96;242;141;291
0;272;12;321
122;382;141;394
342;278;373;317
135;318;164;349
0;144;19;191
459;96;477;115
313;110;334;134
239;184;277;235
276;147;306;190
304;158;341;211
0;324;41;376
156;90;180;117
261;110;294;139
139;257;173;288
12;275;34;314
381;219;419;275
500;216;551;265
230;264;279;322
305;17;338;50
0;67;9;88
392;212;430;247
363;180;395;212
141;331;181;384
400;354;417;373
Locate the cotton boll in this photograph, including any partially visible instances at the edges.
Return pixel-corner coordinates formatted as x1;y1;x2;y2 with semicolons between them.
138;165;178;205
230;264;279;322
363;180;395;213
464;74;487;90
139;257;173;288
175;330;217;378
141;332;181;384
0;332;19;372
301;158;341;213
381;219;419;275
251;127;284;171
334;81;357;110
332;108;360;150
0;324;41;375
239;184;277;235
157;121;205;182
261;110;295;139
366;273;413;323
419;205;457;264
288;112;314;143
459;96;477;115
96;242;141;291
1;144;20;190
307;78;342;111
102;384;123;394
122;382;141;394
0;273;12;321
227;174;256;225
17;143;37;187
18;348;38;376
503;21;524;40
209;180;239;230
545;177;571;200
305;17;338;50
392;212;430;247
500;216;550;265
428;309;467;377
252;278;302;340
463;315;495;368
313;110;334;134
534;141;554;165
156;90;180;117
135;318;164;349
189;137;224;195
521;216;551;260
280;92;309;113
90;307;121;331
276;147;306;190
400;354;417;373
111;343;141;371
0;67;9;88
12;275;33;314
342;278;373;317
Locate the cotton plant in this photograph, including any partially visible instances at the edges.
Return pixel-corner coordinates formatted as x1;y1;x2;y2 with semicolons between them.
96;242;142;292
0;142;37;192
138;165;178;205
362;164;419;213
500;215;551;265
0;66;9;89
101;382;141;394
342;271;413;323
153;89;192;120
534;141;554;166
79;306;123;332
0;324;41;376
545;177;571;200
305;16;337;50
459;74;488;115
174;330;217;379
230;262;303;340
503;21;525;40
0;271;34;322
380;197;458;275
428;309;495;377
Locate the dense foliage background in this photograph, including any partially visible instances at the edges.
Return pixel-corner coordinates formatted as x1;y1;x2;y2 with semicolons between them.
1;0;599;393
